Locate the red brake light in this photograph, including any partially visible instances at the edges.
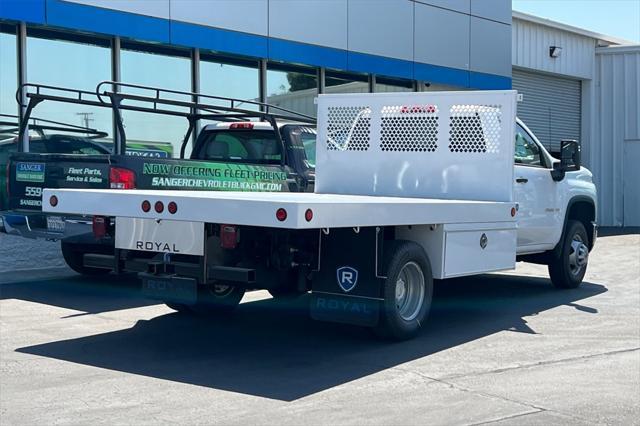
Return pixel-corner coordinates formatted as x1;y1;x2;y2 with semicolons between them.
229;122;254;129
110;167;136;189
276;208;287;222
220;224;238;249
154;201;164;213
141;200;151;212
305;209;313;222
168;201;177;214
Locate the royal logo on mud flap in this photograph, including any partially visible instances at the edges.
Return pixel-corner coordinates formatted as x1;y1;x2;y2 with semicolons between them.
336;266;358;292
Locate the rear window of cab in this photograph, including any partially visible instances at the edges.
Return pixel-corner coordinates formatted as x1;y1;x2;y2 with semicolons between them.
194;130;282;164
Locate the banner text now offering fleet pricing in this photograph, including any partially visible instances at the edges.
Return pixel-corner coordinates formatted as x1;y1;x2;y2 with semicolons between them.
142;161;288;192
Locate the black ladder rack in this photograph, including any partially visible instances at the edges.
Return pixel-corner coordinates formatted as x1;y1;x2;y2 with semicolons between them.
16;81;316;158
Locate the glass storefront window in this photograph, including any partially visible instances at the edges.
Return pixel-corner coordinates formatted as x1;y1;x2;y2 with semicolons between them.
325;71;369;94
25;32;113;153
200;56;260;112
121;44;191;158
375;76;414;93
0;28;17;118
267;63;317;117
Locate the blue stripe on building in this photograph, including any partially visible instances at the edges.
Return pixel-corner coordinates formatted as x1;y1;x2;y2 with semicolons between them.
414;62;470;88
46;0;170;43
171;21;268;58
0;0;45;24
347;52;414;80
269;38;348;70
469;71;512;90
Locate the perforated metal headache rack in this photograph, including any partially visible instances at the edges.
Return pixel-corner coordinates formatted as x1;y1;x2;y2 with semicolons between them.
15;81;316;157
0;113;107;139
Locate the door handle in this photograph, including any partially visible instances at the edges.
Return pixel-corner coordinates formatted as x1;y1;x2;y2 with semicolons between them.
515;177;528;183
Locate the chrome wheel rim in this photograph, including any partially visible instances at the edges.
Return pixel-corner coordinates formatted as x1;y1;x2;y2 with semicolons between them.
568;234;589;276
395;261;425;321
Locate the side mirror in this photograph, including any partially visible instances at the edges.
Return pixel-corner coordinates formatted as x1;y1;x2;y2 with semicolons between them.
551;140;581;182
560;139;581;171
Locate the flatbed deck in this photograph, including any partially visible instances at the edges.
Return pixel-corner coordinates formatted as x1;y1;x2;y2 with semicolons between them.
43;188;516;229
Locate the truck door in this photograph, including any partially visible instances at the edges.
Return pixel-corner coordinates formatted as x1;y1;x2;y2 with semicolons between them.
513;123;560;250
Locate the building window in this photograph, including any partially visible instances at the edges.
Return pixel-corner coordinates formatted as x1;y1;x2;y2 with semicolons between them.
375;76;414;93
121;43;191;158
267;63;318;117
26;30;113;153
0;26;17;118
325;71;369;94
200;55;260;111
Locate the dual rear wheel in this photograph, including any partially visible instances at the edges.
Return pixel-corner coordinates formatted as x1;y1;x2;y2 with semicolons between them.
375;241;434;340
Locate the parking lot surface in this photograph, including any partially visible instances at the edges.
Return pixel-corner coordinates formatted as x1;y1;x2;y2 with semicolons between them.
1;232;639;425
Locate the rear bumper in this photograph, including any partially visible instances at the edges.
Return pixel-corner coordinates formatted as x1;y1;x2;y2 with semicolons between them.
0;211;96;243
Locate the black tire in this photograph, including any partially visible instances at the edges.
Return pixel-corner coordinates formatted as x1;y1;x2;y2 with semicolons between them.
548;220;589;289
188;282;245;316
61;242;111;276
374;240;433;341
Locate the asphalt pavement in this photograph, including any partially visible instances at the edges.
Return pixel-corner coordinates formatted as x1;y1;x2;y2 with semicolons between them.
0;232;638;425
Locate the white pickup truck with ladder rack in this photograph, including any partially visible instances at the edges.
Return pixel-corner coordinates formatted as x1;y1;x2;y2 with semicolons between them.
43;90;597;340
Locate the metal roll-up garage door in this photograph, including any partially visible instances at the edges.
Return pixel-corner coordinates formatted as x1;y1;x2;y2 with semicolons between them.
512;69;581;153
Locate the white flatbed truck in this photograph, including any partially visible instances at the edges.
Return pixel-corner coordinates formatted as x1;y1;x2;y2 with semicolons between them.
42;91;597;340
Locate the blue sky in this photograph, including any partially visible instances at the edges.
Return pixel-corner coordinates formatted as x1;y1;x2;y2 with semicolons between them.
513;0;640;43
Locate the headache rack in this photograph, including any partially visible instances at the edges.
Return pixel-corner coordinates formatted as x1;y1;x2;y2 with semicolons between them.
16;81;316;158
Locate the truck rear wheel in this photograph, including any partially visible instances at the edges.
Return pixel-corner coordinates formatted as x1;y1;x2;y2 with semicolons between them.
375;241;433;341
61;242;111;276
189;282;246;315
548;220;589;289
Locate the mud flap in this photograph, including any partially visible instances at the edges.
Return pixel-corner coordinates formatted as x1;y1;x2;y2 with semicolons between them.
140;273;198;305
310;227;384;327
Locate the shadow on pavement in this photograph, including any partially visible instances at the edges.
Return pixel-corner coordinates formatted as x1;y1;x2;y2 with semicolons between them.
0;273;157;314
15;273;606;401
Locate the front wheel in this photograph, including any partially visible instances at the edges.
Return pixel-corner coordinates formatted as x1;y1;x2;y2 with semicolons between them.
375;241;433;340
548;220;589;289
188;282;246;315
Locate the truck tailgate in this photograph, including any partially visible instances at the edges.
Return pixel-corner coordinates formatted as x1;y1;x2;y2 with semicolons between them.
8;154;111;211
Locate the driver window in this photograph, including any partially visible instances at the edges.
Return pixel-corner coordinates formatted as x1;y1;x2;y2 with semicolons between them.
514;124;543;167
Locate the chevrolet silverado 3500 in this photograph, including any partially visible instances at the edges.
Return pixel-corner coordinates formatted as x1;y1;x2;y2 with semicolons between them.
42;90;596;340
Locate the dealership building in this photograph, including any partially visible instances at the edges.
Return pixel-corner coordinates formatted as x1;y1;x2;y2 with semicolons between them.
0;0;638;226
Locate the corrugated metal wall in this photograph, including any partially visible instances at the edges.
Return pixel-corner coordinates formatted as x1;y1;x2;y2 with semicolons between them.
512;17;596;79
512;69;581;151
593;46;640;226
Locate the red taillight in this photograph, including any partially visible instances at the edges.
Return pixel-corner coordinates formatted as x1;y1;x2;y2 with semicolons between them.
511;207;517;217
220;224;238;249
168;201;177;214
92;216;107;239
49;195;58;207
110;167;136;189
229;122;254;129
154;201;164;213
276;208;287;222
141;200;151;212
305;208;313;222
